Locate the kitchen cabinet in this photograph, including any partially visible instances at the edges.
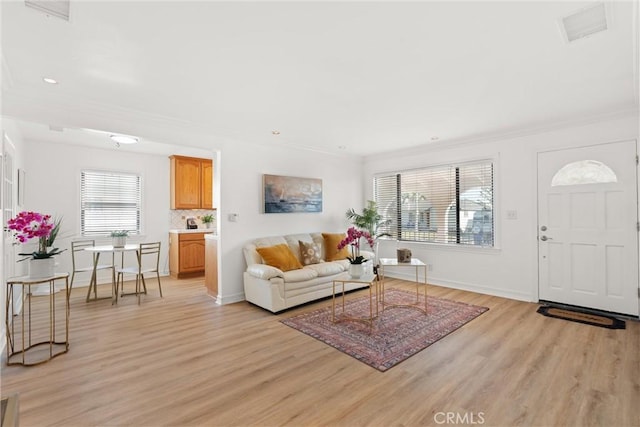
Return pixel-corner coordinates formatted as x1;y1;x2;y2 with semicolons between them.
170;155;213;209
169;232;210;278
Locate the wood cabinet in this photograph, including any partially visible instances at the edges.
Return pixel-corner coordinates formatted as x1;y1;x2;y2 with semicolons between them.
169;232;210;278
204;235;218;299
170;155;213;209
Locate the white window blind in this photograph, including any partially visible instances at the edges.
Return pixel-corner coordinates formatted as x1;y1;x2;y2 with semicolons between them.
81;170;141;236
374;161;494;246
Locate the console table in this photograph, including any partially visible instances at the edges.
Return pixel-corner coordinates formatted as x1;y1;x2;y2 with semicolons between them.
5;273;70;366
378;258;428;313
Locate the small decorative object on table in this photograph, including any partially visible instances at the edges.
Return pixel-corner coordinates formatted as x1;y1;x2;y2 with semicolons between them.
202;214;214;229
338;226;374;279
397;248;412;263
6;211;64;278
110;230;129;248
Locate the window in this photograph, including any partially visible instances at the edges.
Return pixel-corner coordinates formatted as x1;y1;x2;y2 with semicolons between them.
374;161;494;246
551;160;617;186
81;170;142;236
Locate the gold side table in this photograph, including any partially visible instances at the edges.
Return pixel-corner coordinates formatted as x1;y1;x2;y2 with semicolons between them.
332;272;380;327
5;273;70;366
379;258;428;313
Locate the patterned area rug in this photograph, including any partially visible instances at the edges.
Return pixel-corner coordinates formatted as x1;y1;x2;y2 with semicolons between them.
281;288;489;371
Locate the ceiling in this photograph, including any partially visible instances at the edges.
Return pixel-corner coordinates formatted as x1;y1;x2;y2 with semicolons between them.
1;1;638;157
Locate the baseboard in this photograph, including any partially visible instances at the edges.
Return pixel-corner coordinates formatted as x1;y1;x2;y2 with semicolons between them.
216;291;245;305
383;271;534;302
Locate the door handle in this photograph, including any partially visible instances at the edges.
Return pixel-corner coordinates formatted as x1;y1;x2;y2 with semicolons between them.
540;235;552;241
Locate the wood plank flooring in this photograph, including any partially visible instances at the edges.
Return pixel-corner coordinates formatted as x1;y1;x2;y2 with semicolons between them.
1;277;638;427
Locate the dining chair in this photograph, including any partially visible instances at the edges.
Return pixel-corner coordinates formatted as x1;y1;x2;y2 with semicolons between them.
70;240;115;294
115;242;163;304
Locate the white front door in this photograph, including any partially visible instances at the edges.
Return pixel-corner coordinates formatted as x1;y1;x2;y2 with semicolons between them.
537;140;639;316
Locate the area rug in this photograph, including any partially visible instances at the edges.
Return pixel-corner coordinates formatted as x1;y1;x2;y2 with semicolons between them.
537;305;626;329
281;288;489;371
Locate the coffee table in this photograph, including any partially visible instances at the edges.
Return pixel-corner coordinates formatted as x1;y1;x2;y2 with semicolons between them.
332;273;379;327
378;258;428;313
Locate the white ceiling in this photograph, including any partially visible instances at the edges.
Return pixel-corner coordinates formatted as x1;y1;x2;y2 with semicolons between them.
1;1;638;156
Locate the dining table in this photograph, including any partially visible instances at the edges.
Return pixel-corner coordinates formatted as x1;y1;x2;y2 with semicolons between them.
83;244;138;303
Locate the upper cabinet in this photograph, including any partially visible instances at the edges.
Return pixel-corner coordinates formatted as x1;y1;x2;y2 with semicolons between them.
170;155;214;209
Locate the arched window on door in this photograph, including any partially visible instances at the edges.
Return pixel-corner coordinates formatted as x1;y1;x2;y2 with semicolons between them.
551;160;617;187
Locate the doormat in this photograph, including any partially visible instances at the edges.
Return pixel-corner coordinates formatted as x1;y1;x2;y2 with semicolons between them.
536;305;626;329
281;288;489;371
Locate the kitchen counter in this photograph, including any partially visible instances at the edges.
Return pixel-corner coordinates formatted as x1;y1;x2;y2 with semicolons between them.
169;229;215;234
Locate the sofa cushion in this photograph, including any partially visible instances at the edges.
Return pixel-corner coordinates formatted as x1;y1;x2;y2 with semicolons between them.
322;233;350;261
304;262;345;277
299;240;323;265
283;268;318;282
256;244;303;272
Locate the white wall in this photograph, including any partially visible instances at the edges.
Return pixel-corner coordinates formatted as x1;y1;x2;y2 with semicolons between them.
4;127;364;306
216;141;363;304
21;141;174;284
1;118;26;353
363;112;639;302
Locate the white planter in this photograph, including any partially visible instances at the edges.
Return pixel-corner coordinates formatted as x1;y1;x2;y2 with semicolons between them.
349;263;365;279
29;257;55;279
113;236;126;247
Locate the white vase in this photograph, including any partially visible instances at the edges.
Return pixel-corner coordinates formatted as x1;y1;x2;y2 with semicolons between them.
113;236;126;247
29;257;55;279
349;263;365;279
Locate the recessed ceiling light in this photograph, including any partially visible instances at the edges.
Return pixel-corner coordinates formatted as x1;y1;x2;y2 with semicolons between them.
43;77;58;84
272;130;281;135
110;134;139;145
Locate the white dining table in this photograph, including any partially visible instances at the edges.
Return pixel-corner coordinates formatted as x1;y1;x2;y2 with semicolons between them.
83;244;138;303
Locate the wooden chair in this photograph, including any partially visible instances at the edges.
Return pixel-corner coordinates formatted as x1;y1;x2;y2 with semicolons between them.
70;240;115;294
115;242;163;304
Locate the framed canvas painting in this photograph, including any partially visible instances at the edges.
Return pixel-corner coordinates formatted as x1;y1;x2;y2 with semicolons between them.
263;174;323;213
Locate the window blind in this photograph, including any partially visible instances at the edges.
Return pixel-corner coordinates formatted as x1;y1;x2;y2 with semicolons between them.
374;161;493;246
80;170;141;236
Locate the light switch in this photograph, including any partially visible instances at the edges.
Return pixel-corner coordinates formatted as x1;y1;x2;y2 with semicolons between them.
228;213;238;222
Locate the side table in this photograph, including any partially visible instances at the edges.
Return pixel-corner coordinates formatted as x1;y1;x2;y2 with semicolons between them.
379;258;428;313
5;273;70;366
332;273;380;327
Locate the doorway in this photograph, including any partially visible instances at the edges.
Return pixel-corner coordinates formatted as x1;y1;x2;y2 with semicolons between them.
537;140;639;316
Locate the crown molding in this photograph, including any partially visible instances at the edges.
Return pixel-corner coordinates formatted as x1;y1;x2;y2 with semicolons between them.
365;108;639;161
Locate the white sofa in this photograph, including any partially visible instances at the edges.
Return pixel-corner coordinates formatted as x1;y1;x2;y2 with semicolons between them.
243;232;373;313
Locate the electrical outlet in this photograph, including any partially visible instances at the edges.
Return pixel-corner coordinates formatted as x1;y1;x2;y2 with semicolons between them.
506;210;518;220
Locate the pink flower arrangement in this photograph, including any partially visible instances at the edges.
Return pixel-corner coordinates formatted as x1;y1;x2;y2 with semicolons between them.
7;211;63;259
337;226;374;264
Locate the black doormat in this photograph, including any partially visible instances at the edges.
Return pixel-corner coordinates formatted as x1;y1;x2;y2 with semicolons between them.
537;305;626;329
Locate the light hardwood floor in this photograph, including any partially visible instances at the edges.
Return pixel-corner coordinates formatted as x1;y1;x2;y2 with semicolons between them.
2;276;639;427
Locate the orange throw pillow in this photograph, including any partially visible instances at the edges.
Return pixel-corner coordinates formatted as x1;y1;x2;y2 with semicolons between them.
256;244;303;272
322;233;350;261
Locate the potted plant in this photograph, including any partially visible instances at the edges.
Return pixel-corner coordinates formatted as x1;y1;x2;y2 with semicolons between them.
201;214;214;229
337;227;374;278
110;230;129;247
7;211;65;278
345;200;391;273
